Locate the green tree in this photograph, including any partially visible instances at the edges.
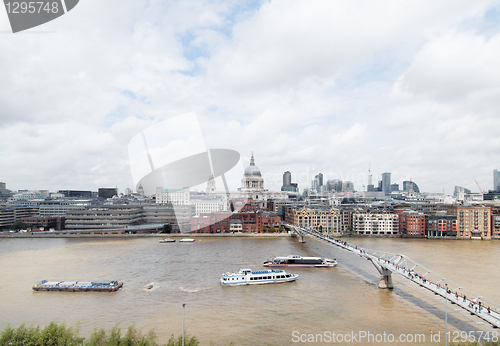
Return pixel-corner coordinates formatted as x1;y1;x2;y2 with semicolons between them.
268;227;276;233
12;220;25;230
260;226;267;233
166;333;199;346
278;226;283;233
39;322;82;346
161;224;172;234
0;323;206;346
0;322;83;346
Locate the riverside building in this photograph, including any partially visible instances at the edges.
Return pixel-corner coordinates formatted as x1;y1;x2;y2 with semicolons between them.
352;209;399;236
284;206;342;234
191;204;281;233
452;205;491;240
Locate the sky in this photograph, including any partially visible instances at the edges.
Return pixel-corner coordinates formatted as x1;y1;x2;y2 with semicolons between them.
1;0;500;195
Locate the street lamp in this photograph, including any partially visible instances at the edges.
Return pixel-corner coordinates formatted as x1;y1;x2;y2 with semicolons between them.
182;303;186;346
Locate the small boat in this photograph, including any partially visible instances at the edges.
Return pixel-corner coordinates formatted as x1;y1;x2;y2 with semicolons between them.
220;268;298;286
179;238;195;242
263;255;337;267
32;280;123;292
159;238;175;243
145;283;153;290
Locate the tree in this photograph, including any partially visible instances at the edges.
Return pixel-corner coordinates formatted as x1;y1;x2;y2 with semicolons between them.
260;226;267;233
166;333;200;346
12;220;24;230
278;226;283;233
161;224;172;234
268;227;276;233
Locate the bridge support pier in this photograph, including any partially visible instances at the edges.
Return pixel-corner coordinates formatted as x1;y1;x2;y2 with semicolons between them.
298;234;305;243
368;257;393;289
378;267;393;289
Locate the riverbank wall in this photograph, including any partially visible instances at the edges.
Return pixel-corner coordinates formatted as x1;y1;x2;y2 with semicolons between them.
0;232;292;239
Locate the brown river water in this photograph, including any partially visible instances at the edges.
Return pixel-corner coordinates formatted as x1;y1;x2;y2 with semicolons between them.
0;236;499;345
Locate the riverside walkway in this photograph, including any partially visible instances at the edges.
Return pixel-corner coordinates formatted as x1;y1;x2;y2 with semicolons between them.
288;224;500;329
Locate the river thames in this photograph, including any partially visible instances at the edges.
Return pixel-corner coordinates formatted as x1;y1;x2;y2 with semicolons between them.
0;236;499;345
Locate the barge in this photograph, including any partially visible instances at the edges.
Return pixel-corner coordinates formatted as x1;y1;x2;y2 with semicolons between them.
33;280;123;292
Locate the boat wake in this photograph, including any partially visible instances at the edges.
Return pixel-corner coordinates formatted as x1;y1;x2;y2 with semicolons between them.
178;286;214;293
144;283;157;290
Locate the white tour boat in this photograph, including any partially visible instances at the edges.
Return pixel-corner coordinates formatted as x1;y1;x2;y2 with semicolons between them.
179;238;195;242
263;255;337;267
220;268;298;286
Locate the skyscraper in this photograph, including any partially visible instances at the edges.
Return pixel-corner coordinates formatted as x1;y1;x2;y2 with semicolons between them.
403;181;420;194
316;173;324;187
326;179;343;193
283;171;292;187
343;181;354;192
382;172;391;195
281;171;298;193
494;169;500;192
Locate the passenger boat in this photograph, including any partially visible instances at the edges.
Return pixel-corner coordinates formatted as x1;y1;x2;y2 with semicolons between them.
263;255;337;267
159;238;175;243
220;268;298;286
32;280;123;292
179;238;195;242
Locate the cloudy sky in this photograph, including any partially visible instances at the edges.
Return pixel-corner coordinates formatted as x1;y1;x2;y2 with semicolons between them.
1;0;500;195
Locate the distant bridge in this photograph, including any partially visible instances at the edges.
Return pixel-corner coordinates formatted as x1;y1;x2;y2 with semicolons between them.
286;224;500;329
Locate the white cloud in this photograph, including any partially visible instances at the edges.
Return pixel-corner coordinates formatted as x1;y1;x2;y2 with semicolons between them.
1;0;500;195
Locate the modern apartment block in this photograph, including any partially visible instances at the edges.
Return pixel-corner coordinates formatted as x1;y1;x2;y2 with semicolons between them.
449;206;491;239
352;210;399;235
426;214;457;237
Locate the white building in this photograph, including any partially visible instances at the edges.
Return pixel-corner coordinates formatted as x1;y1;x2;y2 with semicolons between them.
352;210;399;235
8;190;49;202
156;187;190;205
191;194;227;215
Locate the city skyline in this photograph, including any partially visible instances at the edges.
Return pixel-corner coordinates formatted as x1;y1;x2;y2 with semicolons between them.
1;1;500;195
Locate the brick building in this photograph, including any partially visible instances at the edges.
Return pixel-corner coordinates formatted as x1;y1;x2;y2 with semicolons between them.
398;211;426;237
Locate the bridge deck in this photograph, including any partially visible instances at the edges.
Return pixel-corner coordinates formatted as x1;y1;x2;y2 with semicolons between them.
289;225;500;329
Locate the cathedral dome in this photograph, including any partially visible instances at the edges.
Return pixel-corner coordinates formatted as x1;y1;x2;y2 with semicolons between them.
244;153;261;176
244;165;261;176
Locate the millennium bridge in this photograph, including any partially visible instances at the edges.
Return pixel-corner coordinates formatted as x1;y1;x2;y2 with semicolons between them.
286;224;500;330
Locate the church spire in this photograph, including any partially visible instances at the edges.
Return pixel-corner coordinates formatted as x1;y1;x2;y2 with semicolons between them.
250;152;255;166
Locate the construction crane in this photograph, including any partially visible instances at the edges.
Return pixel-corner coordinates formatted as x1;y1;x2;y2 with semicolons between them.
475;180;485;194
